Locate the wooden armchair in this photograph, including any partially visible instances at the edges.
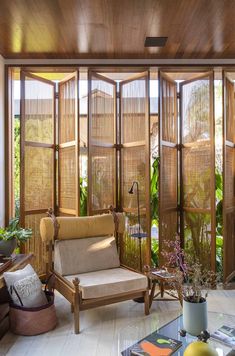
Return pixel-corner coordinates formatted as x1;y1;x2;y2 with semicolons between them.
40;211;149;333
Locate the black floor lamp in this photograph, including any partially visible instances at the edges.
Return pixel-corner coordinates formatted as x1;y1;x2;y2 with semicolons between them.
128;181;147;273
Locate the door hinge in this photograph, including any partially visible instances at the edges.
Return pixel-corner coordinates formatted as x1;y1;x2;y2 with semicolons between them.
177;92;180;99
115;144;123;150
176;143;182;150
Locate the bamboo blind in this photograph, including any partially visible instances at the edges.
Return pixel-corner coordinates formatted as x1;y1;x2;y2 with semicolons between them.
181;74;215;270
20;72;55;275
59;146;76;210
122;146;146;210
24;146;54;211
223;76;235;279
59;77;76;143
89;73;116;213
159;73;178;260
120;73;150;271
25;213;48;276
121;212;148;271
91;146;115;210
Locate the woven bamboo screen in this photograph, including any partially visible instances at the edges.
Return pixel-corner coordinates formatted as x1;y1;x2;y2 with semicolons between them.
159;73;178;260
120;73;150;271
88;73;116;213
180;73;216;270
223;75;235;279
20;72;55;275
58;72;79;216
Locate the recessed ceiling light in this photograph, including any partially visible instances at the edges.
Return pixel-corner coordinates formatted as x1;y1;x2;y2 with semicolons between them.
144;37;168;47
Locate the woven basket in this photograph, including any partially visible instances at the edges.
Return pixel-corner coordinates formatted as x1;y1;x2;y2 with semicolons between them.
9;291;57;336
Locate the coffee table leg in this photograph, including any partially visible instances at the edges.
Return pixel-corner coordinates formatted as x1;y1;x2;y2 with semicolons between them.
160;281;164;298
149;281;156;308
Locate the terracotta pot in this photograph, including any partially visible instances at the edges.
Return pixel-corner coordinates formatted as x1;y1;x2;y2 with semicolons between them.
0;238;17;256
183;299;208;336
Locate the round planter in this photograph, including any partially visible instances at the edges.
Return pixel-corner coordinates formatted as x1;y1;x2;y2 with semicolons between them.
0;238;17;256
183;299;208;336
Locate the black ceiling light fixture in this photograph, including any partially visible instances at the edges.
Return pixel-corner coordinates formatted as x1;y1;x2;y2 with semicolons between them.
144;36;168;47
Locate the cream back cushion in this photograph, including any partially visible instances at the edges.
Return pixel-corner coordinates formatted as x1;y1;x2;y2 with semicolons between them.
54;236;120;276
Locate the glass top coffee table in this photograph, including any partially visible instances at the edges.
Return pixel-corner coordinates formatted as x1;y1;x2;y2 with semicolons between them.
118;311;235;355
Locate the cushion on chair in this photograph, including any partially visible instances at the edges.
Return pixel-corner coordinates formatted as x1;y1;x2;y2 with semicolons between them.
54;236;120;276
40;213;125;242
3;264;48;307
65;267;148;299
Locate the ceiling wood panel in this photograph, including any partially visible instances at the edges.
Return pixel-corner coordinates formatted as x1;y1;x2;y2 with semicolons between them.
1;0;235;59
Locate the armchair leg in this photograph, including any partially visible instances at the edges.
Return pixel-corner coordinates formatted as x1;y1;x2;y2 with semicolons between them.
74;301;80;334
144;290;150;315
73;278;80;334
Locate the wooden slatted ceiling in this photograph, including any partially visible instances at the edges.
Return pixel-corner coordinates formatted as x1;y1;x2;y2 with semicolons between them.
1;0;235;59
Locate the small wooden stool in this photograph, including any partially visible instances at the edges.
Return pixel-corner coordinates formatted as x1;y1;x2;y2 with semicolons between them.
145;267;183;308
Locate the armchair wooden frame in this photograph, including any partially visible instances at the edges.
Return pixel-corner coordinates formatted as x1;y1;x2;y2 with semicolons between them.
44;209;150;334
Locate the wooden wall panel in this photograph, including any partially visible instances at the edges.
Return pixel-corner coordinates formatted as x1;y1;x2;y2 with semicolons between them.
2;1;235;59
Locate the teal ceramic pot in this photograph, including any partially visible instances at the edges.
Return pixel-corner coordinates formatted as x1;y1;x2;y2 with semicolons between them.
183;299;208;336
0;238;17;256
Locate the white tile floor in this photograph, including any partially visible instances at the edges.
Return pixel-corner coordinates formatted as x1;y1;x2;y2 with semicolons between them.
0;289;235;356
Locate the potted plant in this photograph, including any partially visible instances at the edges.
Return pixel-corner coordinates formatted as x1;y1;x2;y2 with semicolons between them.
162;235;217;336
0;217;32;257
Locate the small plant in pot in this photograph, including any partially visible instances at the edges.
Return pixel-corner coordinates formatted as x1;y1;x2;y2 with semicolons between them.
162;235;217;337
0;217;32;257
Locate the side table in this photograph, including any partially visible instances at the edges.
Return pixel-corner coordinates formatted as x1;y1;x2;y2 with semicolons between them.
145;267;183;308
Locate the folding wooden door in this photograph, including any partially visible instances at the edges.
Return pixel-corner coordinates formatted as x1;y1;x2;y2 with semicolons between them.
20;72;56;275
58;72;80;216
223;73;235;280
119;72;150;270
158;72;178;261
20;70;79;275
88;72;117;214
180;72;216;270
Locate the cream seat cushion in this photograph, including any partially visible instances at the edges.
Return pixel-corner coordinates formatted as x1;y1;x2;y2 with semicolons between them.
65;267;148;299
54;236;120;276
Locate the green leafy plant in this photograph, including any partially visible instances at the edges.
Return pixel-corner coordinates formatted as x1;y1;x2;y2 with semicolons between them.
215;169;223;275
150;157;160;224
0;217;32;243
151;237;159;267
150;157;160;267
80;177;87;216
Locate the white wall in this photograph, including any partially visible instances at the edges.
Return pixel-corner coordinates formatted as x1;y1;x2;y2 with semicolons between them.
0;55;4;226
